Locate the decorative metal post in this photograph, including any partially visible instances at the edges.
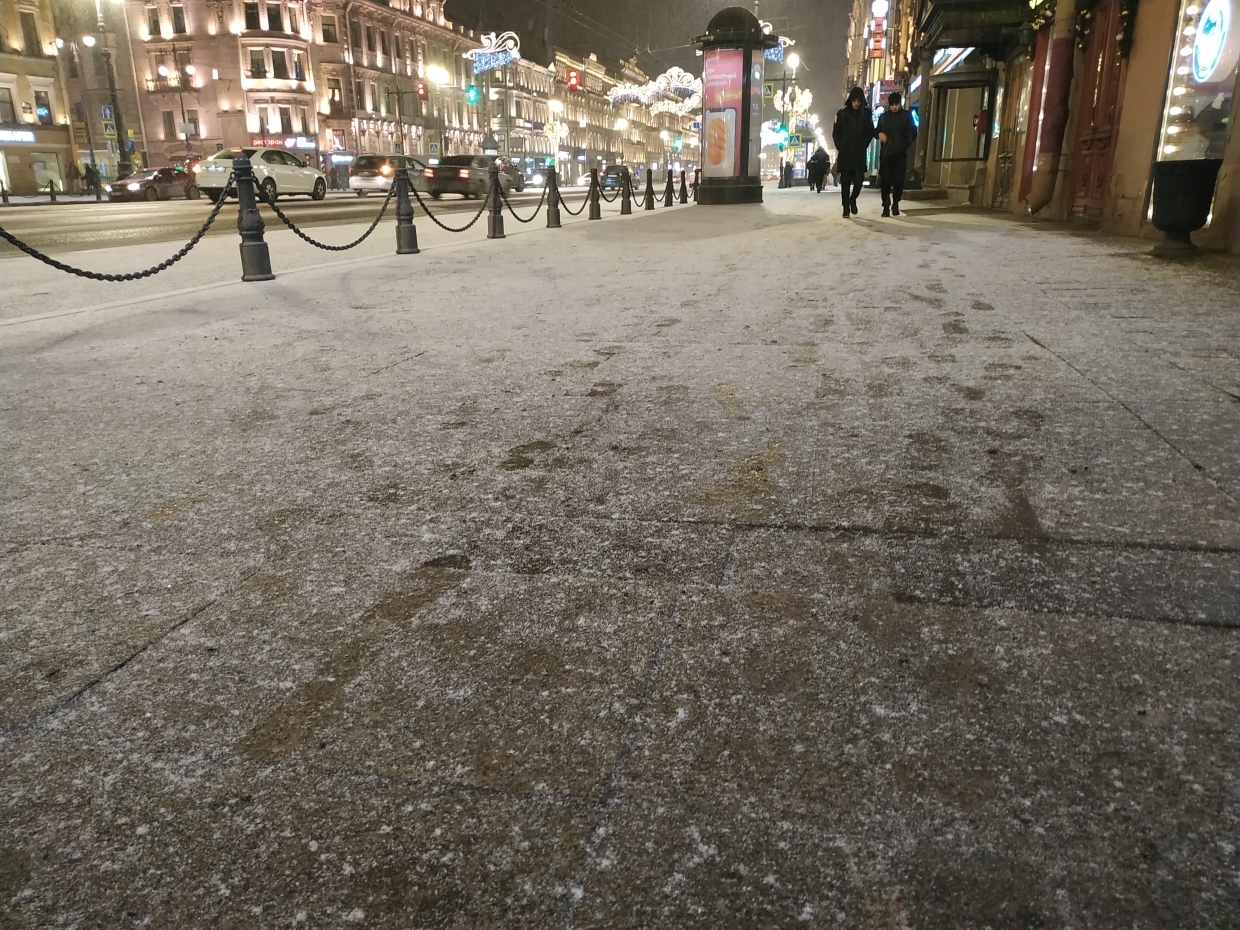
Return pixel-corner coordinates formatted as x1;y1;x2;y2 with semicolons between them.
1;185;9;205
546;170;562;228
47;180;57;203
394;169;419;254
234;152;274;281
693;168;700;203
644;170;656;210
663;169;675;207
588;168;602;220
679;170;689;204
486;164;505;239
620;169;632;215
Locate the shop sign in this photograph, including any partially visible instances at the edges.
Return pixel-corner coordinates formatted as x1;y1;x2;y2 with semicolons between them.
0;128;37;143
72;121;89;146
1193;0;1240;83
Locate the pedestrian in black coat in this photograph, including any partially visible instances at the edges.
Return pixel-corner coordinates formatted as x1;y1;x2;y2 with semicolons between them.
876;91;917;216
832;86;874;218
807;147;829;193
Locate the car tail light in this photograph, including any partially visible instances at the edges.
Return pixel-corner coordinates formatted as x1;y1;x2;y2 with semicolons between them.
423;168;433;178
458;169;470;179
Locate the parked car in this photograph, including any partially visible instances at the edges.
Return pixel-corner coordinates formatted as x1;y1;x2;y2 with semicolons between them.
495;157;525;193
423;155;520;199
195;147;327;202
104;167;197;202
600;165;631;191
349;154;429;196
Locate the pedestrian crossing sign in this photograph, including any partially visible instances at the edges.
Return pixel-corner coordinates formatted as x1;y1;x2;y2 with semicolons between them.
763;82;774;98
788;133;803;147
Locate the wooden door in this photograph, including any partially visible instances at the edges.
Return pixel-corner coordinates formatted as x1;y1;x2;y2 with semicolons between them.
1069;0;1127;217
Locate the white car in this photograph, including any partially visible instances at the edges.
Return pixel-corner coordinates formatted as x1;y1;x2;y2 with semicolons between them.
196;147;327;202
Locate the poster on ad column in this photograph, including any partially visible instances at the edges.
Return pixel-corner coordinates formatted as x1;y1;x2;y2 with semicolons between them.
702;47;744;177
749;48;764;175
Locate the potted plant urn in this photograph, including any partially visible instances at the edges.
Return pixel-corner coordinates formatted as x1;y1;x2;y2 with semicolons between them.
1149;158;1223;256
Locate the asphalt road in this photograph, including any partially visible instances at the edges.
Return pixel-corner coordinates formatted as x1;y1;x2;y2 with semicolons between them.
0;188;552;255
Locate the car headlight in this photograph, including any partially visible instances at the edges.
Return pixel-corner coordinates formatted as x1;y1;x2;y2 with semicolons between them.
127;182;141;191
379;164;393;177
532;173;543;186
103;184;112;192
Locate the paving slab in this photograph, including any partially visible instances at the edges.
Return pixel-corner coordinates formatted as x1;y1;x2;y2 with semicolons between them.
2;187;1238;928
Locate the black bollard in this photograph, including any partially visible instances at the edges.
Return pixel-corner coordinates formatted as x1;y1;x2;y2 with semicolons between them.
486;164;505;239
663;170;675;208
693;168;700;203
94;180;102;202
679;170;689;205
235;152;275;281
47;180;57;203
620;169;632;215
588;168;602;220
394;169;420;254
1;185;9;205
546;171;562;229
643;171;656;211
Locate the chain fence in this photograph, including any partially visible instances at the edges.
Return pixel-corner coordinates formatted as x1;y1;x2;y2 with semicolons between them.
558;189;590;216
499;185;549;224
257;181;394;251
0;174;235;282
410;186;493;233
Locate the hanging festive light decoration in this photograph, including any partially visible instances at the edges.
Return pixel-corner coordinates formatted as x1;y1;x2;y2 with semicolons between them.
462;31;521;75
759;20;796;61
607;66;702;108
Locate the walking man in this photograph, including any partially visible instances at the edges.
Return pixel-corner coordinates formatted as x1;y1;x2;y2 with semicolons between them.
808;146;829;193
832;87;874;218
876;91;917;217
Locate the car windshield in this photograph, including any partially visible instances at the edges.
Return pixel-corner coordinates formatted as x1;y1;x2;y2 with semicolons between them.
604;167;624;175
355;155;386;169
132;170;163;180
212;149;257;160
438;156;475;167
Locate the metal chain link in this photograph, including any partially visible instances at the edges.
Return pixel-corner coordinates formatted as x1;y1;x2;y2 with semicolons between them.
257;181;394;251
0;174;236;282
409;185;492;233
499;185;548;224
599;186;621;203
558;189;589;216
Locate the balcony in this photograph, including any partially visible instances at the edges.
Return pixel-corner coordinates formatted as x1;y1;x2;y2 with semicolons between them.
146;76;182;92
248;68;268;79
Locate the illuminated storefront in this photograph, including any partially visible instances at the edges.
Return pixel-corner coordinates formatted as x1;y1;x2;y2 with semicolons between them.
1157;0;1239;163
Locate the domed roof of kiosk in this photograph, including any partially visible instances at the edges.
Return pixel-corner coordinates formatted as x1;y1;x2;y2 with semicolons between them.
697;7;776;46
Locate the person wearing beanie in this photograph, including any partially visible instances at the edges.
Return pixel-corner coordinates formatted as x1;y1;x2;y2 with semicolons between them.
876;91;917;216
832;87;874;218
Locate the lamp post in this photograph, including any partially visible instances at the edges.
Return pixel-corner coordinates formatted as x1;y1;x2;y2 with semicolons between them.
159;42;194;155
86;0;131;177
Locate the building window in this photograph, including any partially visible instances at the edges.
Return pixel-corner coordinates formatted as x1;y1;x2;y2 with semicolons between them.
244;2;261;30
321;14;338;43
278;106;293;134
185;108;199;137
248;48;266;78
271;49;289;79
291;50;305;81
379;31;389;58
328;78;344;112
354;80;365;110
365;26;375;54
32;89;52;124
267;3;284;32
393;34;402;60
287;4;300;34
1159;0;1240;162
171;5;187;34
298;105;309;132
349;19;361;49
369;82;378;113
162;109;176;139
0;87;17;123
20;11;41;53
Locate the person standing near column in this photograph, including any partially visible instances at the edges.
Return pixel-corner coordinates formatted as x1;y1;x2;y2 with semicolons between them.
876;92;917;217
832;87;873;218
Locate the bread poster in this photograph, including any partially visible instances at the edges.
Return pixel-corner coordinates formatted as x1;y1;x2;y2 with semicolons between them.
701;48;744;178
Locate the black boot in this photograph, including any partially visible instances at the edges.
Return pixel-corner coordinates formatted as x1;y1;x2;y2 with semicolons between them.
892;202;901;216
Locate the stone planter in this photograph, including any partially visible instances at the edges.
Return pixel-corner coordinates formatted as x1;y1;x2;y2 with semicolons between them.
1150;158;1223;255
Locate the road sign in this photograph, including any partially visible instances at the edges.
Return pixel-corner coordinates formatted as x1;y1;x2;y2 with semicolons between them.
72;121;89;147
102;120;117;139
788;133;803;146
763;82;774;98
101;104;114;121
428;142;440;155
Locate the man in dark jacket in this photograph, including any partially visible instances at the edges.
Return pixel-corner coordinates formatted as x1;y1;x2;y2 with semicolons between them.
832;86;874;218
807;147;829;193
876;91;917;217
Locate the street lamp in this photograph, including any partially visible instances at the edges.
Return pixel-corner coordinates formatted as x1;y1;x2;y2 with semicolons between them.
88;0;132;177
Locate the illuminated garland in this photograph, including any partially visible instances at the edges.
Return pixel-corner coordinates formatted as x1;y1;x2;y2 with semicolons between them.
463;31;521;75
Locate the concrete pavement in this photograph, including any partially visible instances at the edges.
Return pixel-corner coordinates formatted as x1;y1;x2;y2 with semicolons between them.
2;187;1238;929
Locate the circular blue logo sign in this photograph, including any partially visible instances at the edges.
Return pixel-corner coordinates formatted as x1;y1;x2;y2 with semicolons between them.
1194;0;1234;83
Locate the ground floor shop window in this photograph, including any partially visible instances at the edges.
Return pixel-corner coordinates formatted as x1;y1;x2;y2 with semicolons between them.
30;152;63;190
934;83;993;161
1159;0;1239;160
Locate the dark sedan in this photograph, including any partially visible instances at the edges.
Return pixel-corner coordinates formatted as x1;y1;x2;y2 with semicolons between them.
105;167;196;202
600;165;631;191
423;155;519;200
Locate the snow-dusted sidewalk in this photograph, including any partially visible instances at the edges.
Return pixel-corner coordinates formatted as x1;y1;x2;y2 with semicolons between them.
3;187;1238;928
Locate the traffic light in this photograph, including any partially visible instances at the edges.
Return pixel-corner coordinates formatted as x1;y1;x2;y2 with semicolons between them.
566;69;580;91
415;81;427;98
466;84;480;104
673;134;682;151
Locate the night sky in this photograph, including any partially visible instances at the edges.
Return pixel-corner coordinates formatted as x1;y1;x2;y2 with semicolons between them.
443;0;857;124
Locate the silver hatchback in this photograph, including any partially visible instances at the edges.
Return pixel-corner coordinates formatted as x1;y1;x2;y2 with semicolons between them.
349;154;428;197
